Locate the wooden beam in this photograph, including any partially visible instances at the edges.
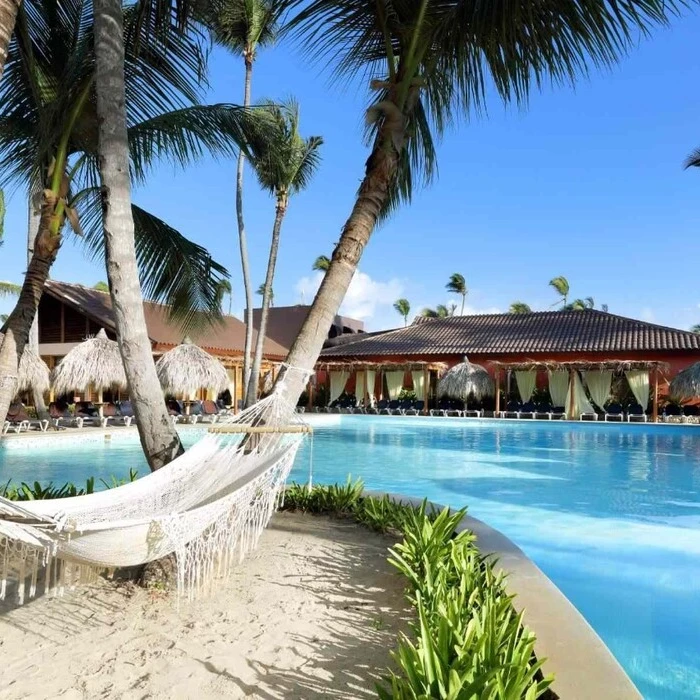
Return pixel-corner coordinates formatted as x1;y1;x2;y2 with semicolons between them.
652;368;659;423
423;367;429;414
494;369;501;416
568;369;576;420
364;369;369;410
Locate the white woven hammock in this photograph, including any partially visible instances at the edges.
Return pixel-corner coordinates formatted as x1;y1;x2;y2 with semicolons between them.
0;366;311;603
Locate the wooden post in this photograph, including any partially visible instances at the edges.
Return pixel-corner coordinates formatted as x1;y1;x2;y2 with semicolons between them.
307;378;313;412
568;369;576;420
379;369;384;400
364;369;369;410
423;367;429;414
652;367;659;423
234;365;242;413
494;369;501;416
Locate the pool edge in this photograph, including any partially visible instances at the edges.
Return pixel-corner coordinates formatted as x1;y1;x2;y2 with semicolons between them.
365;489;642;700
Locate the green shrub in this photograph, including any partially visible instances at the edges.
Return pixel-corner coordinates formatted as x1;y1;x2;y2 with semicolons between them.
1;469;139;501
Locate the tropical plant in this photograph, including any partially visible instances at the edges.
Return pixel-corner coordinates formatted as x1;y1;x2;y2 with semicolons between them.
548;276;570;307
215;278;233;314
0;0;251;463
93;281;110;292
446;273;467;314
312;254;331;272
204;0;283;396
246;101;322;405
274;0;679;405
0;281;20;297
393;298;411;326
256;282;274;303
509;301;532;314
565;296;595;311
421;304;452;318
692;324;700;334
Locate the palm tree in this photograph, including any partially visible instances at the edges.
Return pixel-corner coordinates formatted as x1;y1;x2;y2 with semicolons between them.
421;304;450;319
0;0;21;84
0;281;20;297
205;0;282;397
246;102;322;405
256;283;274;303
215;279;233;315
446;273;467;314
393;298;411;326
509;302;532;314
549;276;570;308
564;297;595;311
0;0;248;464
312;255;331;272
691;324;700;333
93;281;110;293
275;0;679;406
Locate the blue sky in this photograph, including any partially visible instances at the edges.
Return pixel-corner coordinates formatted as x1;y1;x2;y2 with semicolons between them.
2;11;700;332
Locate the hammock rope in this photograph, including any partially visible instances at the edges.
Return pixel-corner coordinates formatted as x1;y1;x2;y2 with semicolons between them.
0;364;312;603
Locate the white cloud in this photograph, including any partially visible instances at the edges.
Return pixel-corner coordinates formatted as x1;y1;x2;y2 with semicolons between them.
295;270;404;322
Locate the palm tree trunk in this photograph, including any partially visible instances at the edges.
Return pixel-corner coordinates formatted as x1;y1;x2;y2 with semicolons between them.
276;134;402;402
93;0;183;471
0;197;62;426
246;196;286;406
238;53;254;402
0;0;20;84
27;188;48;420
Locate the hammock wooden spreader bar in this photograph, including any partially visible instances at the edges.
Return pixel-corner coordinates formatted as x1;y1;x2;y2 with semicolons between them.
208;424;313;434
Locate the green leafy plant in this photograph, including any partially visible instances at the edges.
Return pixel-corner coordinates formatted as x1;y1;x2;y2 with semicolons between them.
2;470;140;500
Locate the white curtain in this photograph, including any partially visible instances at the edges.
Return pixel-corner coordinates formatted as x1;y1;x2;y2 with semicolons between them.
515;371;537;403
411;370;425;400
329;370;349;404
548;371;569;408
385;371;405;400
626;371;650;409
366;369;376;406
566;372;595;418
585;370;612;410
355;372;365;407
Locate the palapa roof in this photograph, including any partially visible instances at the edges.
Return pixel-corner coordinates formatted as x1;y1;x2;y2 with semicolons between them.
320;310;700;358
16;348;51;394
155;340;229;396
437;358;494;400
669;362;700;399
52;329;127;393
44;280;288;360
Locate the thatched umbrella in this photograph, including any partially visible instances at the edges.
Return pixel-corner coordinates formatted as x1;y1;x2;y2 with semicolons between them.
437;356;494;401
52;328;127;416
670;362;700;400
16;348;50;395
155;338;228;413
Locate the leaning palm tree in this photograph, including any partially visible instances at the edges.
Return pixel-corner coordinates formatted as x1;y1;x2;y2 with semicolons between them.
246;102;322;405
256;282;274;303
549;276;570;307
204;0;282;396
312;254;331;272
0;0;249;465
691;324;700;334
393;298;411;326
565;297;595;311
274;0;681;408
446;273;467;314
421;304;451;319
509;302;532;314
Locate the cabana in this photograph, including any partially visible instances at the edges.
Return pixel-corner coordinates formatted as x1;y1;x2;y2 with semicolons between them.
313;360;447;413
489;360;668;421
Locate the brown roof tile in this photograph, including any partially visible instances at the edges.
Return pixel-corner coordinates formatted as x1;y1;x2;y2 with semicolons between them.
319;310;700;358
45;280;288;359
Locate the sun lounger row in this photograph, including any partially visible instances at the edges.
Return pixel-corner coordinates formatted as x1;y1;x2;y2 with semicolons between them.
2;403;50;434
579;403;650;422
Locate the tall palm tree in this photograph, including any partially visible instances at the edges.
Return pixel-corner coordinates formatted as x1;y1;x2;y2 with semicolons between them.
393;298;411;326
0;0;247;463
446;273;467;314
509;302;532;314
565;297;595;311
246;102;322;405
205;0;282;396
215;278;233;314
275;0;680;407
691;324;700;333
421;304;450;319
256;282;274;303
549;276;570;307
312;254;330;272
0;0;21;84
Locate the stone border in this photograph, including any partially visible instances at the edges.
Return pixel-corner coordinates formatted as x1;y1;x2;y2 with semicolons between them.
366;490;642;700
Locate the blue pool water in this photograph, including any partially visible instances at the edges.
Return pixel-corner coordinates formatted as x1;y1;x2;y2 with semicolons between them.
1;416;699;699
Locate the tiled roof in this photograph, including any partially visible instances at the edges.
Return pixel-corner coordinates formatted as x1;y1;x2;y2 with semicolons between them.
319;310;700;357
44;280;288;359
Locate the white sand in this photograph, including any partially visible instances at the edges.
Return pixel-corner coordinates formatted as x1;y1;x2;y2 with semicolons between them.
0;513;411;699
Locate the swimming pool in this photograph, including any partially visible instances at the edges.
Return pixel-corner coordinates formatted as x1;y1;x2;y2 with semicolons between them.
1;417;699;699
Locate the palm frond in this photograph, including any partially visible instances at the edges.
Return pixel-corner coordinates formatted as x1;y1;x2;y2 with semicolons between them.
205;0;283;55
684;148;700;169
0;281;22;296
79;189;230;330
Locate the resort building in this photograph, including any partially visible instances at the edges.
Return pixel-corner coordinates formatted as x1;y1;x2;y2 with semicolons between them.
38;280;289;405
316;310;700;419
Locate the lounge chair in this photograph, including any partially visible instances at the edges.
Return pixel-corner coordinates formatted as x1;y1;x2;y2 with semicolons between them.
626;403;648;423
366;399;387;415
444;400;464;417
603;403;624;422
541;405;567;420
380;400;400;415
463;401;483;418
662;403;682;423
518;402;537;419
76;401;110;428
199;400;223;423
105;401;133;427
682;405;700;424
499;401;522;419
579;408;600;421
49;401;83;428
395;399;413;415
430;398;450;417
6;403;49;433
403;400;424;416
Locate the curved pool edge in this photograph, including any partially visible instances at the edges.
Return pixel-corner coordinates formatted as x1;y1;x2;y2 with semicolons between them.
365;489;642;700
